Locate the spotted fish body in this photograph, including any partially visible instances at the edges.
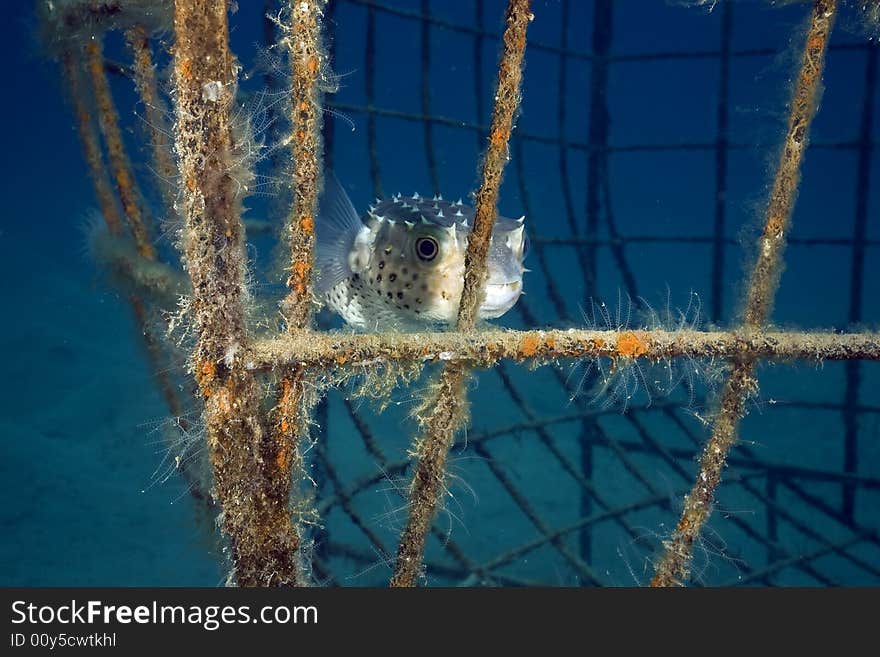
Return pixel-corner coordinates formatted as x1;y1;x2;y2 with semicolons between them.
314;174;528;331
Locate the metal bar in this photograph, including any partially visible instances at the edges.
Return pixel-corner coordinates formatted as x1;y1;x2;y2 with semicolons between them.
250;328;880;369
626;414;822;585
651;0;838;587
84;37;156;259
389;0;533;588
267;1;330;589
125;26;177;214
281;0;326;329
60;51;124;235
61;48;203;502
172;0;301;586
663;404;880;569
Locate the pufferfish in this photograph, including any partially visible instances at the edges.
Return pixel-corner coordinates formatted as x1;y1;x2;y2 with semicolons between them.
314;174;528;331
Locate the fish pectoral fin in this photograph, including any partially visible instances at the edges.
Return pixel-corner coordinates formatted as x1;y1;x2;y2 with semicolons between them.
314;171;362;295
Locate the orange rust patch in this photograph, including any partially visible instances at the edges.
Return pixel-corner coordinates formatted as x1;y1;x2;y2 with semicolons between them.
179;58;193;81
300;215;315;234
677;514;697;534
519;334;541;358
490;128;508;148
617;331;650;358
335;354;348;365
764;214;784;238
198;360;216;385
545;336;555;349
276;446;290;471
214;387;232;415
117;170;133;192
280;378;293;406
280;418;290;433
306;55;319;76
291;261;310;294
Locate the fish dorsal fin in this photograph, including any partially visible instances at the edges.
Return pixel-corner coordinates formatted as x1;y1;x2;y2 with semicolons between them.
314;171;363;296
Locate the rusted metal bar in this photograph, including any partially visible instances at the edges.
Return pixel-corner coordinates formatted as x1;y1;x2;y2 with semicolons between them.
249;328;880;370
267;0;330;588
61;51;124;235
125;26;178;213
84;37;156;260
651;0;838;587
172;0;301;586
389;0;533;588
61;48;201;499
281;0;326;330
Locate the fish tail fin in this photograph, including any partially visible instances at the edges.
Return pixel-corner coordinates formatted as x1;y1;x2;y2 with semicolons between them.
314;171;361;296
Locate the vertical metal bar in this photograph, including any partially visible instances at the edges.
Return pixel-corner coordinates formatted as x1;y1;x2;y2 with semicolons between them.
65;45;201;498
172;0;302;586
84;37;156;259
652;0;838;587
282;0;326;330
272;0;330;586
61;52;124;236
390;0;533;587
126;26;178;214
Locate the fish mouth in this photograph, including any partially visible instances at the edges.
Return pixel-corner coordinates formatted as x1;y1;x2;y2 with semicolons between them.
479;280;523;319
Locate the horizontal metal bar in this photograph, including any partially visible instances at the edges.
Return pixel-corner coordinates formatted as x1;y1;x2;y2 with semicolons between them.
248;329;880;369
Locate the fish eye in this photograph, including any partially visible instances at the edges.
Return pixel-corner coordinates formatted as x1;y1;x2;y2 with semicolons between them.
415;236;439;262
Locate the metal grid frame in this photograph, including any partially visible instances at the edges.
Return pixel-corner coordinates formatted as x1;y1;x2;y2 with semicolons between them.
308;0;880;586
43;0;880;587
